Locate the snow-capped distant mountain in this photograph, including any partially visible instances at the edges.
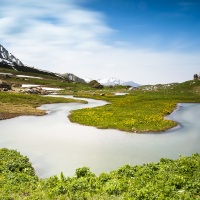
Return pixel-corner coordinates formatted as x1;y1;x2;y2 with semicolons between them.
0;44;24;67
83;77;140;87
0;44;140;86
98;77;122;85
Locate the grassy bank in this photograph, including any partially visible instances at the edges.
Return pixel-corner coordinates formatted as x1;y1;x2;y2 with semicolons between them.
70;92;178;132
69;80;200;132
1;64;200;132
1;79;200;132
0;92;86;120
0;148;199;199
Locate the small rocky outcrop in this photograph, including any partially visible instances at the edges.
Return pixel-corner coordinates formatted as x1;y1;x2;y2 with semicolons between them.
22;87;51;95
0;73;13;79
88;80;104;89
61;73;86;83
0;80;12;91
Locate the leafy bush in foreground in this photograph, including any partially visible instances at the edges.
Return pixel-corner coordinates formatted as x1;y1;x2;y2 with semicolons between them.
0;148;200;199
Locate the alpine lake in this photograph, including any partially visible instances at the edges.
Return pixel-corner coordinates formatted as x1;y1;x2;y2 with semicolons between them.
0;95;200;178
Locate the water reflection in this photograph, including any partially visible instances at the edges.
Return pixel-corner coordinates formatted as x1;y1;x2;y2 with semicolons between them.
0;96;200;178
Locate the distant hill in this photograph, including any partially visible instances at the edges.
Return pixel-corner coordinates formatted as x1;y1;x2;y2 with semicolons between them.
61;73;86;83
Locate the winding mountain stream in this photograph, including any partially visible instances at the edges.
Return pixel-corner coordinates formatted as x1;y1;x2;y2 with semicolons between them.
0;95;200;178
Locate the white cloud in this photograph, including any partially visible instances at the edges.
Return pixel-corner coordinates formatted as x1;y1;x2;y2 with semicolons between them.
65;48;200;85
0;0;199;85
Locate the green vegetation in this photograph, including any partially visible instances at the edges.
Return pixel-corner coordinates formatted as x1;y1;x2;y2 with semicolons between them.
0;66;128;120
0;66;128;94
1;63;200;132
0;92;86;120
1;67;200;199
0;148;199;199
69;80;200;132
70;92;177;132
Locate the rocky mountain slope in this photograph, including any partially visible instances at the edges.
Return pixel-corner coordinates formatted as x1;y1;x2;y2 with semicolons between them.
0;44;139;86
0;44;63;78
0;44;83;82
0;44;24;67
61;73;86;83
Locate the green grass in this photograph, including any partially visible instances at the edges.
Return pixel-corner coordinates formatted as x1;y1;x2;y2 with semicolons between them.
0;66;93;92
0;92;86;120
0;65;60;80
0;66;129;96
2;64;200;132
0;148;199;199
1;68;200;199
69;80;200;132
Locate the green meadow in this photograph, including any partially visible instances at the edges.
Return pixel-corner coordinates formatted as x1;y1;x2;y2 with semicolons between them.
1;70;200;132
1;67;200;199
0;92;86;120
0;148;199;199
69;80;200;132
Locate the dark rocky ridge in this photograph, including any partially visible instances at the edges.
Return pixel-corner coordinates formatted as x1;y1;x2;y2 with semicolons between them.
61;73;86;84
0;44;84;83
0;44;24;66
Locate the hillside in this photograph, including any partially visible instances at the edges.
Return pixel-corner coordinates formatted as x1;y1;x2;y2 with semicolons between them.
0;44;62;78
0;44;87;83
1;65;200;132
1;45;200;132
1;44;140;88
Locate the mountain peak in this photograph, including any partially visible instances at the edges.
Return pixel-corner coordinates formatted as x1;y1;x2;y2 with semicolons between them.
83;77;140;87
0;44;24;67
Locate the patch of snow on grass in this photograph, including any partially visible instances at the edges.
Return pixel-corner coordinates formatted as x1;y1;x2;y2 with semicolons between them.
41;87;63;91
17;75;43;79
21;84;63;91
115;92;128;96
22;84;40;88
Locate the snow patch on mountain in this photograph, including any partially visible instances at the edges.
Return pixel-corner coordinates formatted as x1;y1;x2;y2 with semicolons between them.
99;78;122;85
0;44;140;86
83;77;140;87
0;44;64;78
0;44;24;66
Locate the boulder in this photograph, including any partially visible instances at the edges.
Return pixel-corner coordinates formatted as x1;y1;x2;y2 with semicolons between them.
23;87;51;95
88;80;104;89
0;73;13;79
0;80;12;91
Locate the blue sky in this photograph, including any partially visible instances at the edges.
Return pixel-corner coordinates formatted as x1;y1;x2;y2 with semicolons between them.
0;0;200;84
83;0;200;51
